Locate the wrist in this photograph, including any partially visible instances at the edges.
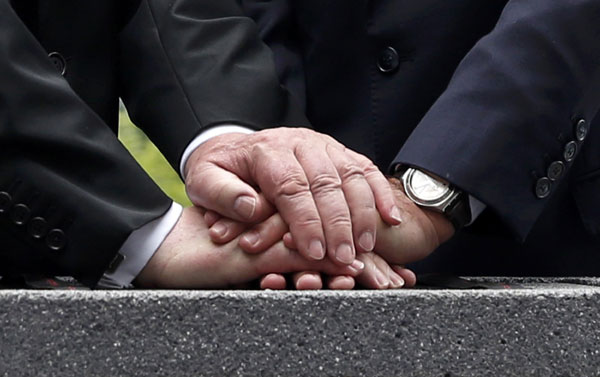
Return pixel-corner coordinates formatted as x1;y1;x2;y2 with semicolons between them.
388;176;455;246
134;210;186;289
134;248;164;288
420;207;455;244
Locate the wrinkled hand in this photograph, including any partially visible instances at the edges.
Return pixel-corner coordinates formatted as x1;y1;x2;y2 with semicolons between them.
135;207;364;289
258;256;417;290
184;128;402;266
204;177;454;272
271;177;454;265
203;211;421;290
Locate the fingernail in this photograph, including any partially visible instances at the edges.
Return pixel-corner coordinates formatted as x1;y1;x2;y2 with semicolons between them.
390;274;405;288
335;243;355;264
234;195;256;220
351;259;365;271
375;268;389;287
211;223;227;237
241;230;259;246
390;206;403;223
308;239;325;260
358;231;375;252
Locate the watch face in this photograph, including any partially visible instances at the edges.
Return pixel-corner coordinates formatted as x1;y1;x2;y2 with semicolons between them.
406;169;450;203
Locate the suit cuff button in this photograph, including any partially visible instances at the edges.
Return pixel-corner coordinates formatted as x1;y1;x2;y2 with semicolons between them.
535;177;552;199
28;217;49;239
10;204;31;226
0;192;12;214
46;229;67;251
547;161;565;181
563;141;578;162
575;119;588;142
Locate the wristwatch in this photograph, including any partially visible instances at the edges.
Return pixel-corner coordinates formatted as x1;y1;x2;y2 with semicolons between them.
396;167;471;230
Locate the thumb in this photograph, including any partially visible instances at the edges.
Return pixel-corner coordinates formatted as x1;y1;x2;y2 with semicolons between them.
185;161;274;223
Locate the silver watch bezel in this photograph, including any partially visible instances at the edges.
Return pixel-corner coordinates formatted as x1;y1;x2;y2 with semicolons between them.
401;168;459;213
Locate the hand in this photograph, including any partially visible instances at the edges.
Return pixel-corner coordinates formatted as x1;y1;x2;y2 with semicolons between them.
283;177;455;264
184;128;402;266
203;210;417;290
207;176;454;268
135;207;364;289
259;258;417;290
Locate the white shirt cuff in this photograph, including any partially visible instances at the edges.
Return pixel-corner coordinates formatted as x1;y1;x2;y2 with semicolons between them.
97;202;183;289
179;125;255;178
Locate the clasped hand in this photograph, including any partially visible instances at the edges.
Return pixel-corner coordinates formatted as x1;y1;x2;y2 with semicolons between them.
184;127;402;265
138;129;453;289
205;177;454;289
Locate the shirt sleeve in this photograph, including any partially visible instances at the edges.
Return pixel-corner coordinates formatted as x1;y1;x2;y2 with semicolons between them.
100;124;254;289
98;202;183;288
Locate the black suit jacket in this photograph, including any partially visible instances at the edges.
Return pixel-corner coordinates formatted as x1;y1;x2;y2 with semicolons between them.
0;0;307;286
241;0;600;275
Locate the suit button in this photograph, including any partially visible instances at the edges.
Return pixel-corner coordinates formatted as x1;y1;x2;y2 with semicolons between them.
0;192;12;214
378;47;400;73
10;204;30;226
563;141;578;162
48;52;66;76
547;161;565;181
535;177;552;199
575;119;588;142
28;217;49;239
46;229;66;251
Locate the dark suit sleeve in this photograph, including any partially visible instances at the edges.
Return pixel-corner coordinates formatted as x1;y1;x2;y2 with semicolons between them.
0;1;171;287
118;0;309;171
238;0;307;110
394;0;600;239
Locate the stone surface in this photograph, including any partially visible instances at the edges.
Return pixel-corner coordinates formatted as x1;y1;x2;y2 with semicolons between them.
2;278;600;376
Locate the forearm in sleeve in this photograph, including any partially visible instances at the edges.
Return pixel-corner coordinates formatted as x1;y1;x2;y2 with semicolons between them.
395;0;600;239
0;1;171;287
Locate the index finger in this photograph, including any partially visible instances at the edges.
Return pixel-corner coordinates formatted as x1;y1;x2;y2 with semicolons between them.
346;150;403;225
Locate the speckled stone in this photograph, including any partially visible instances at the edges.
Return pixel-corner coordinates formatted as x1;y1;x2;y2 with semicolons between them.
2;279;600;376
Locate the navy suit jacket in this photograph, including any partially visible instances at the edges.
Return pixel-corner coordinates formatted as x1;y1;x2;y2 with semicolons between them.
241;0;600;275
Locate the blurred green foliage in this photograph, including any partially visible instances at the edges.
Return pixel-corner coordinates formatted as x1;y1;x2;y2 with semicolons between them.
118;109;192;206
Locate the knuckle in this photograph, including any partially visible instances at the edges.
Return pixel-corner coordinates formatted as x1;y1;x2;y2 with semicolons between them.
293;216;323;231
249;132;267;147
275;173;311;198
361;161;380;176
310;173;342;196
326;211;353;229
185;173;198;192
363;165;387;184
296;127;313;138
251;128;290;148
337;162;365;182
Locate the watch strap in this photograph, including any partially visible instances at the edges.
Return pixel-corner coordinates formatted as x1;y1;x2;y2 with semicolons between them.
445;193;471;230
